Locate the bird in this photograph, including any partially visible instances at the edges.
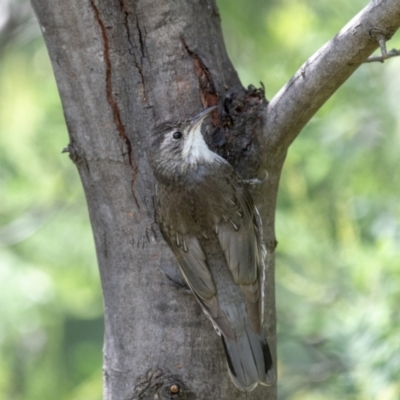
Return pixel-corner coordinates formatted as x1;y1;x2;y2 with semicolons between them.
149;106;274;391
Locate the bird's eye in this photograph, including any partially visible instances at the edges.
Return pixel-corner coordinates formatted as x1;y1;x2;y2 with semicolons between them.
173;131;182;139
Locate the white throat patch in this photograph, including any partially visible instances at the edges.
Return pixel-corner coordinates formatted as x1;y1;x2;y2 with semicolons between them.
182;125;220;164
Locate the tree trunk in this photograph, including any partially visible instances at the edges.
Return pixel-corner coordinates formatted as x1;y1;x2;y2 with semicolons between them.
30;0;400;399
30;0;276;398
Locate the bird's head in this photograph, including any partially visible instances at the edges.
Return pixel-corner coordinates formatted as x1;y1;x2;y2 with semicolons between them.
150;106;221;182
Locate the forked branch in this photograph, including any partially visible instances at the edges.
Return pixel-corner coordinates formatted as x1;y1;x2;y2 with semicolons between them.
264;0;400;156
365;48;400;62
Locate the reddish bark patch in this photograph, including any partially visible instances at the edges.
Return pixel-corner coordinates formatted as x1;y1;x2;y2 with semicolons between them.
182;38;220;126
90;0;140;208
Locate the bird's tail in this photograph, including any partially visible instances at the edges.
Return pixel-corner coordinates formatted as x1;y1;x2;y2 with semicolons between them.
221;326;275;392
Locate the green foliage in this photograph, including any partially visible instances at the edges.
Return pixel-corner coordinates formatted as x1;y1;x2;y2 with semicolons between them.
219;0;400;399
0;16;103;400
1;1;399;399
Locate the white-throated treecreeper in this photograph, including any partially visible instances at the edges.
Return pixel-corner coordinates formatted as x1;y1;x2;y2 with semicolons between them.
150;107;274;391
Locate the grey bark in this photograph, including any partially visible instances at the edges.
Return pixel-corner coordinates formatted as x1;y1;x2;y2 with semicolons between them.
265;0;400;154
29;0;400;399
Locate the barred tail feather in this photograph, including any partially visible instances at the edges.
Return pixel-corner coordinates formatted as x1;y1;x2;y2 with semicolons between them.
221;326;275;392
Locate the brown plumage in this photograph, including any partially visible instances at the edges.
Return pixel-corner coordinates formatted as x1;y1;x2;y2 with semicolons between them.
150;107;274;391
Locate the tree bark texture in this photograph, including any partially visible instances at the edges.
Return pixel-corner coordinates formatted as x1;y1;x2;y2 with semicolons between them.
30;0;400;399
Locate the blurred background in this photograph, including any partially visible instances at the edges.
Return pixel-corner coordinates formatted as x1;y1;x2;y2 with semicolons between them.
1;0;399;399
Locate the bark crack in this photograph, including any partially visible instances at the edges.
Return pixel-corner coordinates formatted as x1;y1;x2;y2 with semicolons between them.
120;2;135;52
118;0;147;99
136;16;146;59
90;0;140;209
182;37;220;125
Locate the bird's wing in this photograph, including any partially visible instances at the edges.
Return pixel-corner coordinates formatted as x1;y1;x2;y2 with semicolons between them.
216;178;264;333
159;202;236;340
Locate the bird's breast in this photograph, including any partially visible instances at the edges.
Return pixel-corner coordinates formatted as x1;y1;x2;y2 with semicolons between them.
158;163;236;236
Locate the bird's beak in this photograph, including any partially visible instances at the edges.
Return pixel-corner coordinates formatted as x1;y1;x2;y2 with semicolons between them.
190;106;218;132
